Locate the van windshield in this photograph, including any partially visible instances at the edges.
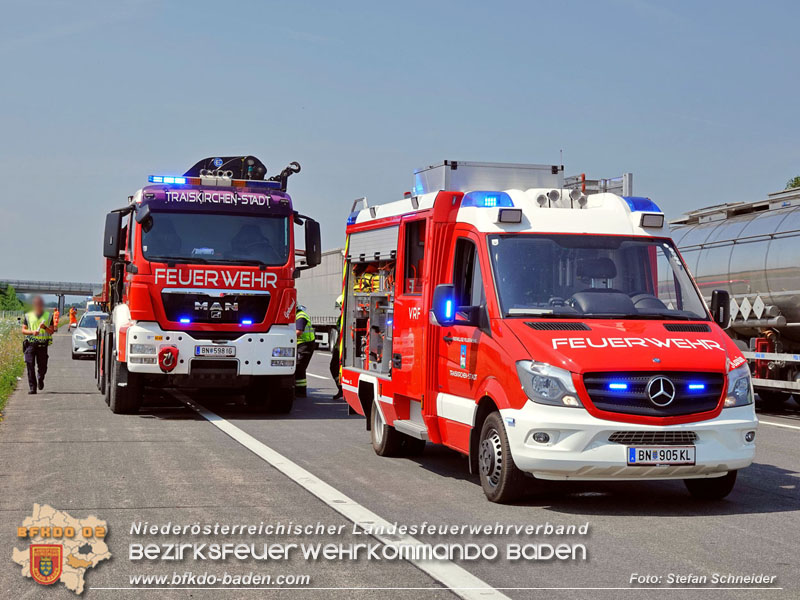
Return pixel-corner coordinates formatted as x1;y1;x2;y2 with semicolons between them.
487;234;708;320
141;211;290;266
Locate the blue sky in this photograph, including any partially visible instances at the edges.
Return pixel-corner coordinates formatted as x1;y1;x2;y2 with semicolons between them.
1;0;798;282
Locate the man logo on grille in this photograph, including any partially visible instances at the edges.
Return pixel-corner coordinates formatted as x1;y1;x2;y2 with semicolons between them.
647;376;676;407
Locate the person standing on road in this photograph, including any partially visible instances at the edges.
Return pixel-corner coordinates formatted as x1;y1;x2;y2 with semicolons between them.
329;294;343;400
295;304;315;397
68;306;77;331
21;295;55;395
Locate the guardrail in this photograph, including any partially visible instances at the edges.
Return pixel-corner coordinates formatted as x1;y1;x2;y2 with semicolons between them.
0;311;24;321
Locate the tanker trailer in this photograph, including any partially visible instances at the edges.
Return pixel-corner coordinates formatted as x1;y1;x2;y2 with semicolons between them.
671;186;800;406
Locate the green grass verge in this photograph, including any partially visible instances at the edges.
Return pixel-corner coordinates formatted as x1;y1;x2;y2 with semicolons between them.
0;322;25;419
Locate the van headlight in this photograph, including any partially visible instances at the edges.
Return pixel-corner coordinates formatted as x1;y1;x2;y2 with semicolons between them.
516;361;582;407
724;363;753;408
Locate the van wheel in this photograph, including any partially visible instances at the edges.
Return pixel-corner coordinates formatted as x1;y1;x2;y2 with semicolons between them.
109;360;142;414
370;401;404;456
684;471;737;500
478;412;527;503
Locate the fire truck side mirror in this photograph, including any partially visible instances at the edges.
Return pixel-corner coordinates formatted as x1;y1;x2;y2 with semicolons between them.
431;284;457;327
135;203;153;233
304;219;322;267
710;289;730;328
102;212;122;259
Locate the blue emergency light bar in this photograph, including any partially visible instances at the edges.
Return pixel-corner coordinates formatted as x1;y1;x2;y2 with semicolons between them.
149;175;186;184
462;191;514;208
622;196;662;213
688;383;706;391
179;317;191;324
608;382;629;391
241;319;253;325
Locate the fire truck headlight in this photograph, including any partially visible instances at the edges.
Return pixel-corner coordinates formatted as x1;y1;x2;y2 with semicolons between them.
724;363;753;408
516;361;583;408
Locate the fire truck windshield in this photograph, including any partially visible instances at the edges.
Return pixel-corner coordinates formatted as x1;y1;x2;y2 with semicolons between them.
487;234;708;320
141;211;290;266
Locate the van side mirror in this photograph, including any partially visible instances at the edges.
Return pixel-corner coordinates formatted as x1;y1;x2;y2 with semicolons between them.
102;212;122;259
710;289;730;328
431;284;456;326
304;219;322;268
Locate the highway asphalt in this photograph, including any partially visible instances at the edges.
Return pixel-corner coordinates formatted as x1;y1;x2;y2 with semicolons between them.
1;332;798;599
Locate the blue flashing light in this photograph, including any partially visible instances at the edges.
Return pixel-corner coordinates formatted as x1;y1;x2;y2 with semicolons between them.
241;319;253;325
608;382;629;390
347;212;359;225
149;175;186;185
622;196;662;213
444;299;453;320
243;179;281;189
688;383;706;391
179;317;191;324
462;191;514;209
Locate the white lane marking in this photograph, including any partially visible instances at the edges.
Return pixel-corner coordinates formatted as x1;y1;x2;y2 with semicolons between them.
307;372;328;380
175;393;508;600
759;420;800;431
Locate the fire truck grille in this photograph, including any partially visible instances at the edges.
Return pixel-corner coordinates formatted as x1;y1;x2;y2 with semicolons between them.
161;292;270;324
582;372;724;417
663;323;711;332
608;431;698;445
525;322;591;331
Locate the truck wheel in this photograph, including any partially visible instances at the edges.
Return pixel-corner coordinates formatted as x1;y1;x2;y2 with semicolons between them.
109;360;142;414
757;389;791;407
267;388;295;414
684;471;737;500
478;412;527;503
370;401;404;457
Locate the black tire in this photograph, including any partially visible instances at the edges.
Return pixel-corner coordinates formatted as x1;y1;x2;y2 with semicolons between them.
267;388;295;414
684;471;737;500
370;401;404;457
246;377;294;414
478;412;527;503
109;359;142;414
757;389;791;407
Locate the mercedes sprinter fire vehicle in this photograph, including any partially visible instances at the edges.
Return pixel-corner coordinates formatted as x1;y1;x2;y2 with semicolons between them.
338;161;757;503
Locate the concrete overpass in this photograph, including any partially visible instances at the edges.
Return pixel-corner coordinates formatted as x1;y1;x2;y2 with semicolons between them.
0;279;103;312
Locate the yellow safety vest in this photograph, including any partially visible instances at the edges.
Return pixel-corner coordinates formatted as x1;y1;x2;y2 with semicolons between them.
25;311;53;345
296;310;315;344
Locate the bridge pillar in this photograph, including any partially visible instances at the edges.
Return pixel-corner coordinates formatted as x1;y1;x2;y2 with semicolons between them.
57;294;65;315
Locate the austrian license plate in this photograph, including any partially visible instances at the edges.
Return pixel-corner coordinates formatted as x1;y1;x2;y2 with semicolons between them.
194;345;236;357
627;446;695;466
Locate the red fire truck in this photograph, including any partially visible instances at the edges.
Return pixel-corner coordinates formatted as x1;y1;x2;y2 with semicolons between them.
97;156;320;414
339;161;757;503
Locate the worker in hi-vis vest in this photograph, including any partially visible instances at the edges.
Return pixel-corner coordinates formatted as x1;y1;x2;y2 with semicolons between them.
295;305;315;397
21;295;55;395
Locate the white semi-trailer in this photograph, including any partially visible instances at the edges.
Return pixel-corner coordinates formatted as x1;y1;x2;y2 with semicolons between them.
672;185;800;406
295;248;344;350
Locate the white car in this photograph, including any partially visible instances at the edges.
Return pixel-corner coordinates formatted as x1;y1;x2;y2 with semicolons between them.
71;312;108;360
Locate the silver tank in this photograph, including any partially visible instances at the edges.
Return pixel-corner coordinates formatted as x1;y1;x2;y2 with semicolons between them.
671;188;800;341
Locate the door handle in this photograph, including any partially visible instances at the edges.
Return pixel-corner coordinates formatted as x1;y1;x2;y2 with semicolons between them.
392;353;402;369
443;334;453;343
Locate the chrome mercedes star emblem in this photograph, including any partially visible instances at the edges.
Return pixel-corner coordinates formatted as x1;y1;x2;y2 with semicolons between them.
646;376;676;407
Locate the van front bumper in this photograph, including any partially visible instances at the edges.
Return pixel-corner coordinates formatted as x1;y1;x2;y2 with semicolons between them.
499;403;757;481
124;322;295;376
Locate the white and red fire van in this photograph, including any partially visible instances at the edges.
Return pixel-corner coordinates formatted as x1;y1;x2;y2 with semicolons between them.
339;161;757;503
